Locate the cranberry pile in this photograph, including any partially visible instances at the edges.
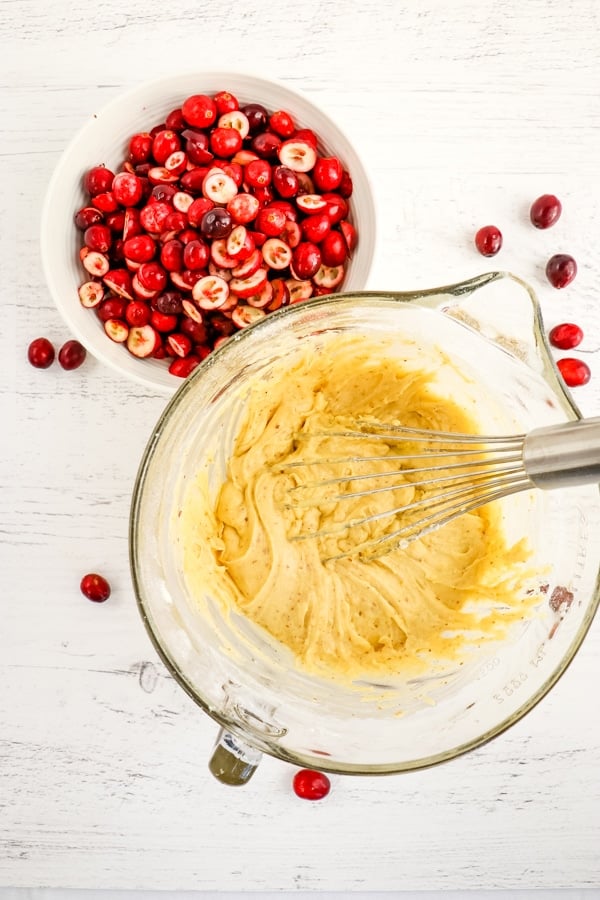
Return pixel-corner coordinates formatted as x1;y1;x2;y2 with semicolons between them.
474;194;590;387
74;90;357;378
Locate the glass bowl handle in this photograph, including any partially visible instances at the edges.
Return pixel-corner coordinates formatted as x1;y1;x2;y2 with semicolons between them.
208;728;263;786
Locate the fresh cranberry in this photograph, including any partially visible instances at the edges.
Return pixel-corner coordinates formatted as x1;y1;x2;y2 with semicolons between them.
105;210;125;233
140;202;172;234
301;212;331;244
546;254;577;288
97;297;127;322
227;193;260;224
269;109;296;138
272;165;299;198
84;224;112;253
530;194;562;229
183;239;210;270
210;127;243;158
169;355;201;378
112;172;144;206
251;132;282;159
557;357;591;387
338;170;353;198
242;103;268;133
124;234;156;263
165;108;185;132
322;193;348;224
256;206;286;237
549;322;583;350
313;156;343;192
84;165;115;197
293;128;318;147
188;197;215;227
152;130;181;165
252;185;274;207
180;318;209;343
92;192;118;213
28;337;55;368
151;310;178;333
214;90;239;115
245;159;272;188
80;573;111;603
138;262;167;293
292;242;322;279
151;183;177;204
269;200;297;221
185;138;213;168
182;94;217;128
475;225;503;257
160;239;185;272
125;301;151;327
200;208;233;239
74;207;104;230
292;769;331;801
128;133;153;165
321;230;347;266
153;292;183;315
58;340;86;370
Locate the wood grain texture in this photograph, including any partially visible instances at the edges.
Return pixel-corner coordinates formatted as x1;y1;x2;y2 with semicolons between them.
2;0;600;890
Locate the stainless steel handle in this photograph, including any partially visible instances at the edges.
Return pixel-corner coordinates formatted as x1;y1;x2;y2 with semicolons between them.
524;417;600;489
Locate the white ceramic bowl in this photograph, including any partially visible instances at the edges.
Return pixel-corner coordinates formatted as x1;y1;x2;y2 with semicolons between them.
41;72;377;395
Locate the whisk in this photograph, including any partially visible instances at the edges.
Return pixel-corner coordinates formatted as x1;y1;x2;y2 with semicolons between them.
282;417;600;561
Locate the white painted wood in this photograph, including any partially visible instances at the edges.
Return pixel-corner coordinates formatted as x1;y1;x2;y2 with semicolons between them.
2;0;600;890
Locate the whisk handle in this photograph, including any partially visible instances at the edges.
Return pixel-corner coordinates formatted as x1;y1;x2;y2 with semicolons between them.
524;416;600;489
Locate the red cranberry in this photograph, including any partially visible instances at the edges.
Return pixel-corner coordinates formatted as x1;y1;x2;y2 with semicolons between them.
292;769;331;801
272;165;299;198
242;103;268;133
256;206;286;237
549;323;583;350
292;242;321;279
181;94;217;128
84;224;112;253
557;357;591;387
269;109;296;138
321;230;347;266
84;165;115;197
165;108;185;132
128;133;152;165
58;340;86;370
251;132;282;159
301;212;331;244
475;225;503;257
313;156;343;192
125;301;151;327
152;129;181;165
210;127;243;158
80;573;111;603
112;172;144;206
530;194;562;229
546;254;577;288
183;239;210;270
74;207;104;230
28;337;55;368
245;159;272;188
214;90;239;115
124;234;156;263
200;208;233;239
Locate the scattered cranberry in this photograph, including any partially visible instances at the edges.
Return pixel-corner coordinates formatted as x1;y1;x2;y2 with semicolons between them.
28;337;55;368
292;769;331;801
549;323;583;350
546;253;577;289
58;339;86;370
474;225;503;257
74;90;358;376
530;194;562;229
557;357;591;387
80;573;111;603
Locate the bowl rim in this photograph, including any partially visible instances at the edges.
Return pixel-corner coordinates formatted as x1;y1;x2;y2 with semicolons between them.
129;281;600;775
40;70;377;395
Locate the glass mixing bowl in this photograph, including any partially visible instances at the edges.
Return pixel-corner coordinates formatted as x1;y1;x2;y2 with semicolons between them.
129;271;600;784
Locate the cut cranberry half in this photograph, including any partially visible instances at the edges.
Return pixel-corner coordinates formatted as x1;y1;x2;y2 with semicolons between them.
292;769;331;801
80;573;111;603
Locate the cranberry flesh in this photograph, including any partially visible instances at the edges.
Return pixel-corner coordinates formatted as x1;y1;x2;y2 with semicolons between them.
530;194;562;229
546;254;577;288
58;340;86;370
28;337;55;368
549;323;583;350
557;357;591;387
292;769;331;801
475;225;503;257
80;573;111;602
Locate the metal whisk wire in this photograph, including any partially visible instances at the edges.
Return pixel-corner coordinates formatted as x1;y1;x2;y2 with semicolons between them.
279;418;600;561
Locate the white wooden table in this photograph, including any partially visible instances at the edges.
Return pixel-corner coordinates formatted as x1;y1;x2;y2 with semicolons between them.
3;0;600;892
